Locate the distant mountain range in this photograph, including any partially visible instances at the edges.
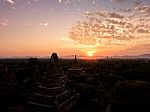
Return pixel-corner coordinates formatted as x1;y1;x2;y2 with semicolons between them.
0;54;150;59
112;54;150;59
138;54;150;57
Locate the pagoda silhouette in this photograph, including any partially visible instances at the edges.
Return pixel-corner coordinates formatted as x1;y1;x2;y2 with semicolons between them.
67;55;86;80
26;53;79;112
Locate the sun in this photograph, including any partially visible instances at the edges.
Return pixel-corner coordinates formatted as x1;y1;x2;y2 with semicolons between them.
87;50;95;57
76;44;97;58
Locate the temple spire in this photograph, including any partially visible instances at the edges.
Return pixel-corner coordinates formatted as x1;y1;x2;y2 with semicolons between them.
5;65;8;72
75;55;76;61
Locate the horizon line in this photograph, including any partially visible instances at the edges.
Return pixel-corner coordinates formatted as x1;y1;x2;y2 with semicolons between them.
0;54;150;59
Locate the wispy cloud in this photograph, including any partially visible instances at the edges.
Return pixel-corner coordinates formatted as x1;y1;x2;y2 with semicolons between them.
135;4;150;13
109;12;124;19
110;0;127;3
1;22;9;26
58;0;98;4
133;0;141;6
59;0;62;3
0;19;9;26
38;22;49;26
4;0;15;4
120;8;132;12
61;37;73;41
69;4;150;52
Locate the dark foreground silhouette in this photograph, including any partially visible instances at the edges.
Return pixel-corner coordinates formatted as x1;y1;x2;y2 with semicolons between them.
0;55;150;112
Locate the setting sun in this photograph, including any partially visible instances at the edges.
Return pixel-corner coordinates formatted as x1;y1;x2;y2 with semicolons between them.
87;51;95;57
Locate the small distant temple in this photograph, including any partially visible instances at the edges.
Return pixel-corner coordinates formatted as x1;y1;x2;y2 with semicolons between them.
67;55;86;79
66;55;86;93
26;53;79;112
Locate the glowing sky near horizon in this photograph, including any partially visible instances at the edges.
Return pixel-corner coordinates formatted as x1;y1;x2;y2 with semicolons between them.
0;0;150;57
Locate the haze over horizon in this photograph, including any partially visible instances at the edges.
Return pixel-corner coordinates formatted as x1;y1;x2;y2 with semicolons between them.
0;0;150;57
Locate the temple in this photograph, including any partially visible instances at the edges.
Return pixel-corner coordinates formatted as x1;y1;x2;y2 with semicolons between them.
26;53;79;112
67;55;86;80
66;55;86;93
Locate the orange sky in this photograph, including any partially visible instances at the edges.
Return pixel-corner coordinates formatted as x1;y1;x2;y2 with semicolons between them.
0;0;150;57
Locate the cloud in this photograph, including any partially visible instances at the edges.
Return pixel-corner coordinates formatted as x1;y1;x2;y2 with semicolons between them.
109;12;124;19
61;37;73;41
106;19;119;24
0;19;9;26
111;0;141;5
1;22;9;26
59;0;62;3
135;4;150;13
38;22;49;26
133;0;141;6
110;0;127;3
137;29;149;33
68;0;150;55
85;11;124;19
26;1;31;4
120;8;132;12
4;0;15;4
95;11;108;17
69;9;150;48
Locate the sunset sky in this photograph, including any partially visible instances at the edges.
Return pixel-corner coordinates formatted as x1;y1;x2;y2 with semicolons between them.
0;0;150;57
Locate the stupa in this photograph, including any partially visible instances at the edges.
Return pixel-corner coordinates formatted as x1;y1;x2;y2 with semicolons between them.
67;55;86;79
26;53;78;112
66;55;86;93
